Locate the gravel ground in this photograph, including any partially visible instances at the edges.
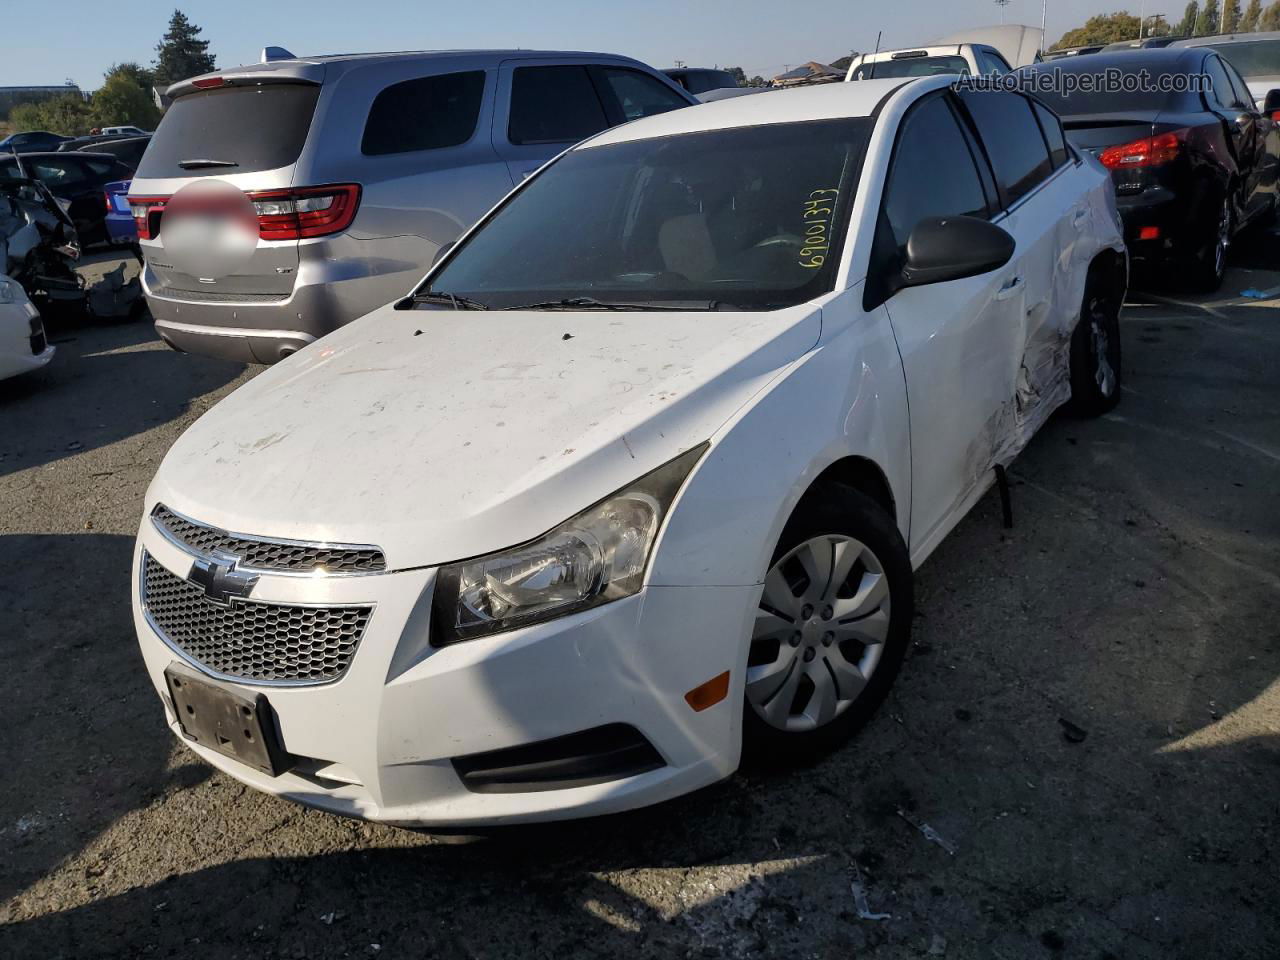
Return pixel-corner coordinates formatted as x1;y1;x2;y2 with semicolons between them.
1;241;1278;959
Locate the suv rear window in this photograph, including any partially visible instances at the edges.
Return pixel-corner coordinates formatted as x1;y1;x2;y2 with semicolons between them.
362;71;486;156
135;83;320;178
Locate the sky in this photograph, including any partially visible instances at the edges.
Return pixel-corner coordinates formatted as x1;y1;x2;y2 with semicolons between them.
3;0;1176;89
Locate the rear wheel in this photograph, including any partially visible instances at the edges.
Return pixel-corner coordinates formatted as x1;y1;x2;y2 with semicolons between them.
1067;270;1123;417
1189;193;1232;293
743;486;912;762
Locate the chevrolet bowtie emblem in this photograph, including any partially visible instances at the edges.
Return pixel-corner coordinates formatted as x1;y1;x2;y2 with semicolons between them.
189;551;259;606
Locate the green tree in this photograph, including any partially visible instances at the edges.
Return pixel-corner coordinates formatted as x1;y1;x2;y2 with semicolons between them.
1196;0;1221;33
1223;0;1242;30
1177;2;1200;34
748;75;767;87
1262;0;1280;28
1052;12;1142;49
153;9;215;88
10;93;96;136
1240;0;1263;30
724;66;748;86
92;72;162;129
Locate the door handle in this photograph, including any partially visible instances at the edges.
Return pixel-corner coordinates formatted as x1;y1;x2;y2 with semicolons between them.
995;276;1024;301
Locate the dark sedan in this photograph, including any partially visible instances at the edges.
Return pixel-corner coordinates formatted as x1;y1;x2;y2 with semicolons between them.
0;151;136;246
0;129;71;153
1025;49;1280;291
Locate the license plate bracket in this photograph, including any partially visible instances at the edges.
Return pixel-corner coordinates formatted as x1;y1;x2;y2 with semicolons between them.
164;663;291;777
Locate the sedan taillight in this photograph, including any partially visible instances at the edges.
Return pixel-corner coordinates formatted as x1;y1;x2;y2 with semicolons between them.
1098;130;1186;169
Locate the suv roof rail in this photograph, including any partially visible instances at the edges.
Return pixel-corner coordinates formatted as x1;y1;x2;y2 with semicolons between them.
261;46;296;63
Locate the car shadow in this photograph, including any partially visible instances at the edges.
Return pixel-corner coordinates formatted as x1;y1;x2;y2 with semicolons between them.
0;317;245;479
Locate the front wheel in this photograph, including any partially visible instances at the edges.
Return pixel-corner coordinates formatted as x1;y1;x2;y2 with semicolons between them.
743;486;913;763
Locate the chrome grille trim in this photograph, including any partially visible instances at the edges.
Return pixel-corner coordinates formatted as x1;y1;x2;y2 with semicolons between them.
140;552;374;686
151;503;387;576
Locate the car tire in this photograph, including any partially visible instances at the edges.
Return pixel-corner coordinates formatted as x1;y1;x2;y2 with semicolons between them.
1066;269;1123;418
742;485;912;764
1190;193;1232;293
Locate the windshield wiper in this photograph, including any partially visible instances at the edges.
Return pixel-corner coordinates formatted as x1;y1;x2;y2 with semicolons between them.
178;158;239;169
407;291;490;310
502;296;712;312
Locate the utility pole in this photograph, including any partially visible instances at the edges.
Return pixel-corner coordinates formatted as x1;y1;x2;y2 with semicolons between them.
1139;0;1147;37
994;0;1011;24
674;59;685;69
1041;0;1048;38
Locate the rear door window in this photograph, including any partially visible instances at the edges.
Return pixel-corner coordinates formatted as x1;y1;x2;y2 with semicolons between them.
597;67;689;121
362;70;486;155
135;83;321;178
508;66;609;145
1032;101;1070;168
959;91;1054;208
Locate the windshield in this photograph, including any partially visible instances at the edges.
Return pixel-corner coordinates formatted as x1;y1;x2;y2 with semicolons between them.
136;83;320;179
1204;40;1280;78
423;118;872;311
851;56;969;79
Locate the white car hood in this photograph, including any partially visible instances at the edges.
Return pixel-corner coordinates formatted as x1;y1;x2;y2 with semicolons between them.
150;302;821;569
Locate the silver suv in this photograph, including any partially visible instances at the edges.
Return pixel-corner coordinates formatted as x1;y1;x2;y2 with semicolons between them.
129;50;695;363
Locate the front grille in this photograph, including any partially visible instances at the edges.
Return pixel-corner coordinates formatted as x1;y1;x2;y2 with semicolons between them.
142;553;372;683
152;504;386;574
28;315;46;355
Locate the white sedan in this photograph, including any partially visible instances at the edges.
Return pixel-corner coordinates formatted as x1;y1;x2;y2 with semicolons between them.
133;76;1126;826
0;276;54;383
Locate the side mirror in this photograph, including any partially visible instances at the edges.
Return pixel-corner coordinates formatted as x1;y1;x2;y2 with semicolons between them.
1264;89;1280;118
899;216;1016;289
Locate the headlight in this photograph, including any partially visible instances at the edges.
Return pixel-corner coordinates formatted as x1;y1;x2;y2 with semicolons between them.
432;443;708;644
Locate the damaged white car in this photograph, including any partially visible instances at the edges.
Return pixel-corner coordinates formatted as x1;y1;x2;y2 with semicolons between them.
133;76;1125;826
0;274;53;382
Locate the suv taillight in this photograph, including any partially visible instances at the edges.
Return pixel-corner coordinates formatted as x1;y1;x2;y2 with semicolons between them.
1098;130;1187;169
126;184;361;243
127;196;168;240
249;184;361;240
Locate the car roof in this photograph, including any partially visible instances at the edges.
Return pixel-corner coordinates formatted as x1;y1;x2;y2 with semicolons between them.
1027;47;1203;73
1174;31;1280;47
584;77;921;148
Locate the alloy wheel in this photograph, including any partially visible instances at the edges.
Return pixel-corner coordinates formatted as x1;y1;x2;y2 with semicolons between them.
1213;198;1231;280
747;535;891;733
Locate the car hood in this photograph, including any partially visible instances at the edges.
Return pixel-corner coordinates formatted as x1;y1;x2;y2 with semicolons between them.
149;302;822;569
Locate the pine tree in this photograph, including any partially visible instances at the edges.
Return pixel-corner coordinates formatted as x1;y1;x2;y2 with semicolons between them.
1241;0;1263;30
1223;0;1242;30
1177;2;1200;35
153;9;216;88
1258;0;1280;28
1196;0;1221;33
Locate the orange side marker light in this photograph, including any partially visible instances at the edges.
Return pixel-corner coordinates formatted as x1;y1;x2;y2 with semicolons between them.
685;671;731;712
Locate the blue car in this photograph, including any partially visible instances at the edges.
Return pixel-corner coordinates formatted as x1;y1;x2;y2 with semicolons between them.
103;179;137;244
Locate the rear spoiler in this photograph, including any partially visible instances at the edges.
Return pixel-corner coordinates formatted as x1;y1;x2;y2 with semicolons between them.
166;60;324;100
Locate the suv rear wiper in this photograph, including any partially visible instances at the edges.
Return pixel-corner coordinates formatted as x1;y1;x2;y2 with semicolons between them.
407;291;489;310
501;296;711;312
177;158;239;169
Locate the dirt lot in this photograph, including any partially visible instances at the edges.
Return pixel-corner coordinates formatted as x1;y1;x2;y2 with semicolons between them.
1;240;1278;960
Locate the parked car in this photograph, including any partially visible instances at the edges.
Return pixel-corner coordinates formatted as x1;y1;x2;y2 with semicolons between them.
73;135;151;170
929;24;1045;67
664;67;740;94
57;133;132;152
0;130;71;154
1040;44;1105;61
1101;36;1187;53
846;44;1013;80
1025;49;1280;291
128;49;697;364
101;125;149;136
103;179;137;244
0;151;135;245
132;76;1125;826
1174;32;1280;111
0;274;54;383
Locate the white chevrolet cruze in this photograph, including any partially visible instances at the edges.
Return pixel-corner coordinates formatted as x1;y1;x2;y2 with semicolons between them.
133;76;1126;826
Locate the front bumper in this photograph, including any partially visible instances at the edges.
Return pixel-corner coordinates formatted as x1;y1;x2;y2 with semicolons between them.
132;519;751;826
